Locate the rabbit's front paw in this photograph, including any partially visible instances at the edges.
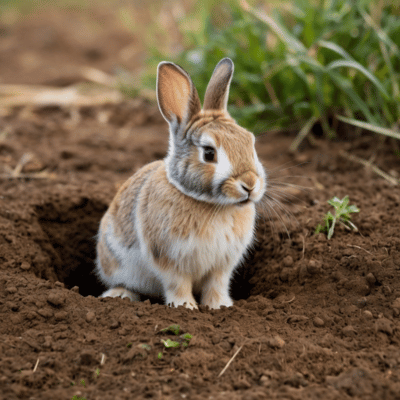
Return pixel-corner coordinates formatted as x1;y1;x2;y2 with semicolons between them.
165;277;198;310
100;287;139;301
202;292;233;309
167;297;198;310
200;271;234;309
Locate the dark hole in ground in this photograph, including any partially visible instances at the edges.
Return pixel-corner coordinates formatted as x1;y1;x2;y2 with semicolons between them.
35;196;108;297
34;195;268;301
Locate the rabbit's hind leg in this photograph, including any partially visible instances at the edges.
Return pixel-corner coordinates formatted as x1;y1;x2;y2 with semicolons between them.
100;287;140;301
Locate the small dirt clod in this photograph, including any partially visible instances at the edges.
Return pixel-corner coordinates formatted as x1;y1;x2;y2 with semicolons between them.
313;317;325;327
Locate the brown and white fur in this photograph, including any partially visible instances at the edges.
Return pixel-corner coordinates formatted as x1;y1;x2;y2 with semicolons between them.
95;58;266;309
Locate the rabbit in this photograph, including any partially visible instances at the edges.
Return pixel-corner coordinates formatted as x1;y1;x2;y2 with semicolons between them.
95;57;266;309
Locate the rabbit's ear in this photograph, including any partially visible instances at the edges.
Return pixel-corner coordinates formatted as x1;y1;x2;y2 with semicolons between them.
157;62;201;130
203;58;234;111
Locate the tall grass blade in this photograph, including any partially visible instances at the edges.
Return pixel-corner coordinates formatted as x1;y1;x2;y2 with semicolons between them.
317;40;352;60
289;115;319;152
327;60;389;99
240;0;307;54
336;115;400;140
358;7;400;56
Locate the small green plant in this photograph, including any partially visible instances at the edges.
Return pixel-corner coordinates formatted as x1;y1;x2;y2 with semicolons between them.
315;195;359;239
161;338;180;348
80;379;86;387
94;368;100;378
181;333;193;341
160;331;193;349
157;352;163;360
126;342;133;348
71;396;86;400
160;324;181;335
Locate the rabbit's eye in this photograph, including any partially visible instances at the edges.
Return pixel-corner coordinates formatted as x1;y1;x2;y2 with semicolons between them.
203;146;216;162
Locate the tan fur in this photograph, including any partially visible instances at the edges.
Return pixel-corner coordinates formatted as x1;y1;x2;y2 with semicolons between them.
232;206;254;238
200;269;227;308
96;230;120;277
166;277;197;308
185;110;232;139
108;161;162;248
202;286;221;307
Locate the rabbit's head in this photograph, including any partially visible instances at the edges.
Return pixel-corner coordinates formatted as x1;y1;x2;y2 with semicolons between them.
157;58;266;206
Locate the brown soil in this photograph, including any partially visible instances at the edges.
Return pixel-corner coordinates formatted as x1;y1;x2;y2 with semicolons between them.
1;6;400;400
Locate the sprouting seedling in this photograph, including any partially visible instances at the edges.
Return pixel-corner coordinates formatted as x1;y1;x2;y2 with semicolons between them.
94;368;100;378
157;352;163;360
180;333;193;347
315;195;359;239
180;333;193;341
160;324;192;348
161;338;180;348
160;324;181;335
161;333;193;349
80;379;86;387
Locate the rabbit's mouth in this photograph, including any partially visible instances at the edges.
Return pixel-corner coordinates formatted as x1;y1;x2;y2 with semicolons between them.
238;198;251;206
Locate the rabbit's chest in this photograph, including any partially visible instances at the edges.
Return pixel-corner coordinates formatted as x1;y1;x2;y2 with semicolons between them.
166;207;255;278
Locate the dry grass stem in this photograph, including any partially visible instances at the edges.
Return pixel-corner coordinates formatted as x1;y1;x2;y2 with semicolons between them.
347;244;373;256
218;345;243;378
284;296;296;304
81;67;116;87
0;171;56;180
33;358;40;373
339;150;399;186
0;84;123;108
301;234;306;259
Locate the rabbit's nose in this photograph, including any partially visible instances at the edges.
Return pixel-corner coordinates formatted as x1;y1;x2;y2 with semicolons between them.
239;171;258;193
241;183;253;194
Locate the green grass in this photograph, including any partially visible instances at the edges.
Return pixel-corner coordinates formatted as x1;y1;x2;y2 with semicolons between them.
134;0;400;141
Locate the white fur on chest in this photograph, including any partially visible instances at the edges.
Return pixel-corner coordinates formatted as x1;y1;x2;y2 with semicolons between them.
158;209;255;283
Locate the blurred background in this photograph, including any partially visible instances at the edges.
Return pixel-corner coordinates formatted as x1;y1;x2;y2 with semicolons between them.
1;0;400;144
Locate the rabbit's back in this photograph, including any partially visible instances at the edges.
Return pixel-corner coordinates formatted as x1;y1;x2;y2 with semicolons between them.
95;160;165;296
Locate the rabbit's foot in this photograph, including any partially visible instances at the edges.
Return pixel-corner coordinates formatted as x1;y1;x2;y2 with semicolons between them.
100;287;139;301
167;298;198;310
200;271;233;309
165;278;198;310
202;291;233;309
